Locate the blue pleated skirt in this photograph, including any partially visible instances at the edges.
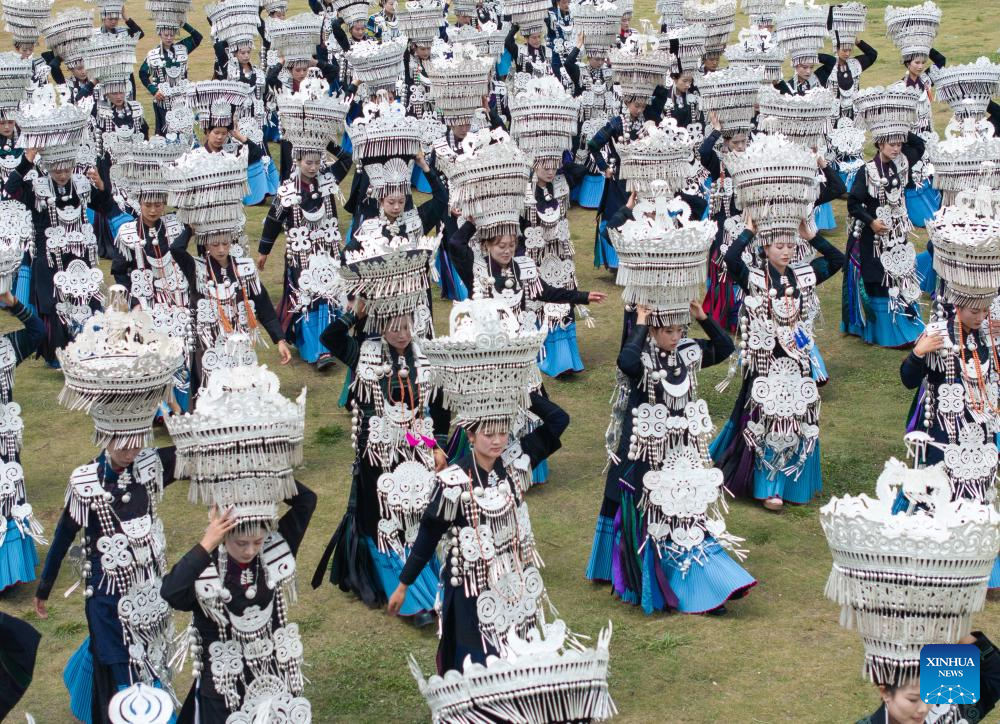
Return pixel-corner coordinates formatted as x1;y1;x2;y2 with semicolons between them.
435;247;469;301
340;130;352;154
532;459;549;485
905;179;941;228
842;294;925;348
838;166;861;192
578;174;605;209
538;322;584;377
990;557;1000;589
109;211;133;240
809;342;828;384
244;159;270;205
586;513;615;582
594;220;618;270
411;164;432;194
709;418;736;463
0;518;37;590
14;263;33;314
814;201;836;230
753;441;822;504
497;50;512;78
362;536;439;615
916;249;937;295
646;539;756;615
64;638;94;724
264;112;281;142
295;302;334;363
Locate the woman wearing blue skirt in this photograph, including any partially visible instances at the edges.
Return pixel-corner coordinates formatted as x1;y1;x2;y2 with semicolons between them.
900;47;946;228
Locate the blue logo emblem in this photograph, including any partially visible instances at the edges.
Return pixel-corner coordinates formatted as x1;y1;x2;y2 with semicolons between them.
920;644;980;706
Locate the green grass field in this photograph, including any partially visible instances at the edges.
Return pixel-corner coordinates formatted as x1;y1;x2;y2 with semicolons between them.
2;1;1000;721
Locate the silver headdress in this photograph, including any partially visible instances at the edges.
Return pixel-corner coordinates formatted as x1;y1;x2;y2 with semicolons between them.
829;2;867;51
0;52;31;120
445;23;507;63
884;1;941;60
410;620;616;724
1;0;53;47
610;194;716;325
58;286;185;450
15;94;89;171
188;80;252;131
365;157;414;199
572;0;621;61
145;0;192;32
757;84;835;148
608;34;672;104
268;12;324;64
339;232;439;333
397;0;445;47
165;148;249;247
108;684;175;724
656;0;684;31
0;200;31;295
276;74;349;158
88;0;126;21
349;37;407;96
773;0;827;66
853;82;920;145
930;134;1000;206
505;0;553;37
740;0;781;27
423;298;544;433
659;23;707;77
40;8;94;70
932;57;1000;122
617;118;693;199
696;65;764;135
425;44;494;125
206;0;261;50
927;186;1000;310
727;134;819;246
681;0;736;56
110;136;189;209
723;26;785;81
821;456;1000;685
446;128;532;239
332;0;369;26
166;334;306;528
85;32;140;96
510;76;580;162
347;99;424;164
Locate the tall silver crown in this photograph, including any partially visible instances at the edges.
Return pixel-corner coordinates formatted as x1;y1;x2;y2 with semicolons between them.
145;0;192;32
573;0;621;60
821;456;1000;686
206;0;261;49
40;8;94;69
445;23;507;63
363;157;413;199
727;134;819;245
425;43;495;124
15;95;89;170
724;26;785;81
656;0;684;30
165;148;248;241
928;185;1000;309
332;0;369;26
681;0;736;55
446;128;532;239
2;0;53;46
0;52;31;119
617;118;693;198
347;99;424;164
510;76;580;162
110;136;189;207
829;2;867;51
188;80;251;130
932;57;1000;121
930;134;1000;206
166;334;306;528
505;0;552;37
853;82;920;144
757;84;835;148
740;0;781;27
697;65;764;134
610;195;716;325
85;32;139;95
423;298;545;433
397;0;445;46
88;0;126;20
268;12;324;64
609;34;672;103
885;1;941;59
277;74;349;157
348;37;407;95
773;0;827;65
58;286;185;450
659;23;707;77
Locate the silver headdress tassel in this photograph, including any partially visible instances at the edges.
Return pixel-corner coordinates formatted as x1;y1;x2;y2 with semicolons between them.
930;133;1000;206
617;118;693;199
57;286;185;450
110;136;189;210
821;454;1000;686
40;8;94;71
347;99;424;164
85;32;140;96
145;0;192;33
205;0;261;51
165;148;249;248
696;65;764;136
724;27;785;82
681;0;736;57
884;1;941;60
660;23;707;77
445;128;532;240
276;74;349;159
853;83;920;145
397;0;445;47
510;76;580;163
0;52;31;120
927;185;1000;310
932;57;1000;122
166;334;306;528
348;37;408;96
365;157;414;200
610;191;716;326
15;94;89;171
728;134;819;246
425;43;494;126
757;84;836;148
829;2;867;52
268;12;324;65
573;0;621;61
188;80;252;132
505;0;553;36
445;23;508;64
740;0;781;28
773;0;827;66
608;33;672;104
1;0;53;47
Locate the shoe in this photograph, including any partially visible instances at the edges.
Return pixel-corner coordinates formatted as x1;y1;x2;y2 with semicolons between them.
411;611;437;628
315;354;336;372
705;605;728;616
763;496;783;512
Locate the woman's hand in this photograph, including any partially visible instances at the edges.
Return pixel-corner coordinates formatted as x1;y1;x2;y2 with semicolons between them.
635;304;650;324
690;299;707;322
576;31;585;49
0;291;15;308
33;597;47;619
351;297;367;318
24;148;37;163
798;219;816;241
433;448;447;472
200;505;238;553
709;111;722;132
86;168;104;191
870;218;889;235
277;340;293;365
603;167;615;179
387;583;408;615
256;253;268;271
587;291;607;303
626;191;637;209
231;129;247;144
742;209;756;234
415;150;430;172
913;330;945;358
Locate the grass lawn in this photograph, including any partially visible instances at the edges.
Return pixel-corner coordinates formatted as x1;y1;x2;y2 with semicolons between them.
2;1;1000;721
